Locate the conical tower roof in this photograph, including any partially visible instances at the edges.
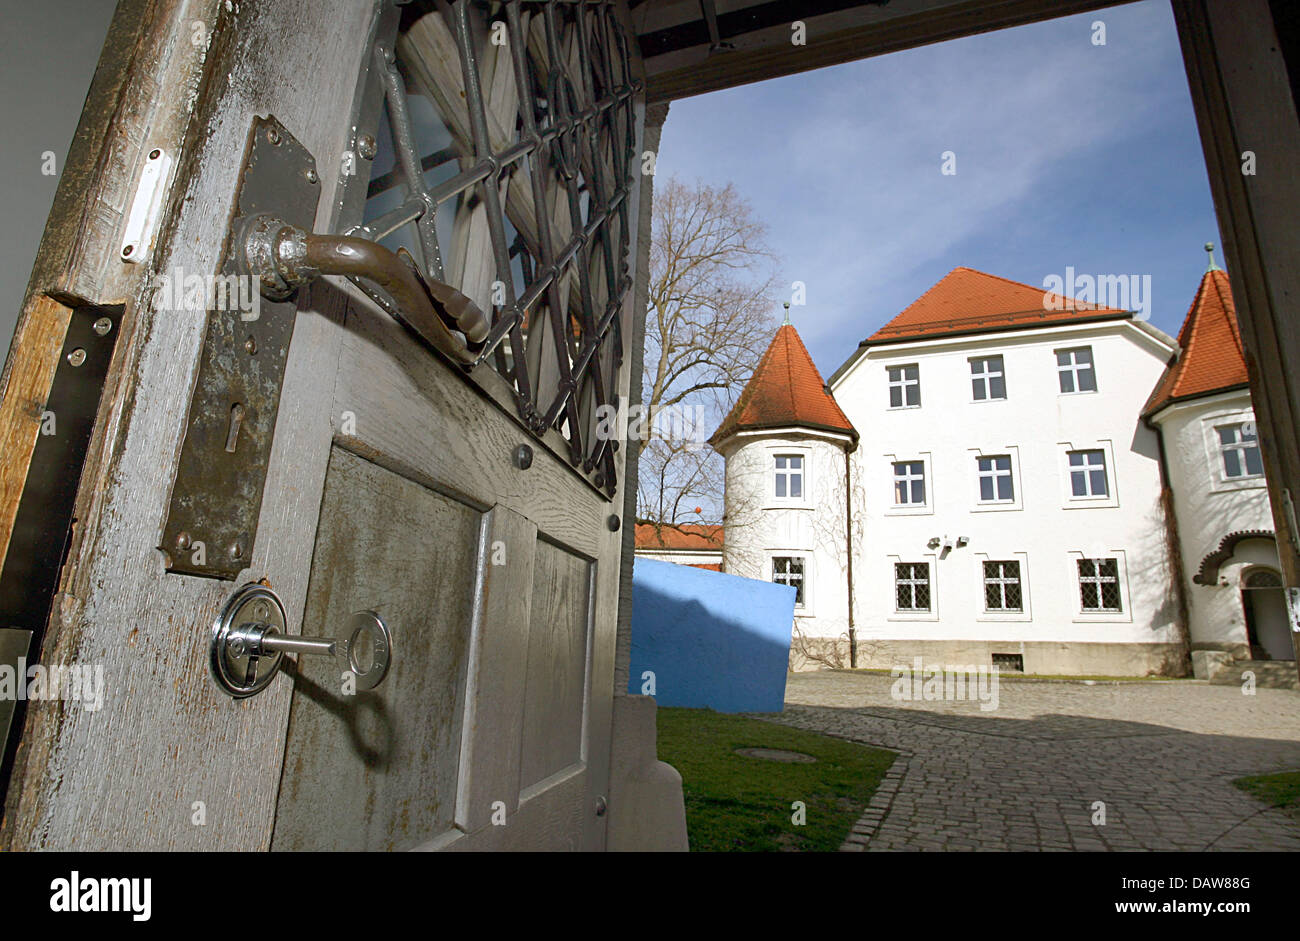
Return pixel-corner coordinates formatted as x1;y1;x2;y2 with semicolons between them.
710;324;856;446
1145;263;1248;416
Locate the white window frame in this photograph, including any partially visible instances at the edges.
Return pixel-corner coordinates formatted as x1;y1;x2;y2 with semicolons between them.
974;551;1032;622
764;445;811;508
1056;346;1098;395
1067;550;1133;623
894;561;932;612
893;460;925;505
887;363;921;409
1068;450;1107;497
884;452;933;517
773;453;805;501
887;552;939;621
982;560;1023;612
1216;422;1264;481
970;355;1007;402
1058;440;1119;508
769;553;812;614
970;447;1022;511
1198;405;1267;494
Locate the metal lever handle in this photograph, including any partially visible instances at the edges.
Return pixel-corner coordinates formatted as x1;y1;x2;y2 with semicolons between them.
238;214;489;365
210;584;393;699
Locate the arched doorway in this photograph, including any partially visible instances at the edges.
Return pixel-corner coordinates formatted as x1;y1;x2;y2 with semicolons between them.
1241;568;1294;661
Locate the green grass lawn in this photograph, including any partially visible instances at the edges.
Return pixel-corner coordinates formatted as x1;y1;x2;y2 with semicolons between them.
1233;770;1300;820
655;707;896;851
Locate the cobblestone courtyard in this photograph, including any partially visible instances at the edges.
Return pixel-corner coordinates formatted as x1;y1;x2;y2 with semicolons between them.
760;671;1300;851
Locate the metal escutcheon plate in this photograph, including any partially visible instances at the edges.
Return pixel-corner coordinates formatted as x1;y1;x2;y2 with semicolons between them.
210;583;285;698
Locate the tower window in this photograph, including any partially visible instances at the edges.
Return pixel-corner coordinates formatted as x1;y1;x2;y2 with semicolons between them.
774;454;804;498
773;557;805;606
1218;423;1263;479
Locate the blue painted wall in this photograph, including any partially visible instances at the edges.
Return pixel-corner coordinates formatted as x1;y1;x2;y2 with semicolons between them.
628;558;795;713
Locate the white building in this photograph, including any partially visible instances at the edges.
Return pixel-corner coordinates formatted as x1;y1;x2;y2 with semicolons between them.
1144;253;1287;676
711;258;1287;676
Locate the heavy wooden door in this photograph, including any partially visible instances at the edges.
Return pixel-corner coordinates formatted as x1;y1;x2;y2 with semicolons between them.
0;0;645;851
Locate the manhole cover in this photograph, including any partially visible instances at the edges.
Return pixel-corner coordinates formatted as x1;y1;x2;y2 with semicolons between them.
734;747;817;763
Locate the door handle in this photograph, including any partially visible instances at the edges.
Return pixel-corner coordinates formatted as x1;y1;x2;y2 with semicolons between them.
209;583;393;698
237;213;489;365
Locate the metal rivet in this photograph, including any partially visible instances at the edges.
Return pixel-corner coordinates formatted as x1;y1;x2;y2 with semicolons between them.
595;796;607;817
92;317;112;336
121;244;134;257
228;541;243;560
305;167;318;184
148;148;161;160
593;472;606;488
244;336;257;355
174;531;191;551
66;348;87;367
607;514;620;532
357;134;377;160
266;127;281;145
513;443;534;470
254;602;269;620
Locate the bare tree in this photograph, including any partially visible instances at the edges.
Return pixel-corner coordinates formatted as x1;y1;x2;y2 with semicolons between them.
637;177;778;524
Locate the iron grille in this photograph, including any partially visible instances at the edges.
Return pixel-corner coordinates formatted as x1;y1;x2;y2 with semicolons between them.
773;557;805;606
355;0;643;497
1077;557;1121;611
983;560;1022;611
991;653;1024;672
895;562;930;611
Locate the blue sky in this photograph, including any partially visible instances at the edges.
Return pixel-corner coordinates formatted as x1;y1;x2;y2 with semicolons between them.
654;0;1219;379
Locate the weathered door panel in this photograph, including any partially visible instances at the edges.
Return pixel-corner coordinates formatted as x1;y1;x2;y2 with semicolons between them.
300;281;616;851
270;445;480;852
519;539;593;793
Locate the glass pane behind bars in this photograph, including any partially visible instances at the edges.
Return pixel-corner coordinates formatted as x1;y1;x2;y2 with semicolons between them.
359;0;640;495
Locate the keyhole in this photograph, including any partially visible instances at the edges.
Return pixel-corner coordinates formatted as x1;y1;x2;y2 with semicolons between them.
225;403;245;453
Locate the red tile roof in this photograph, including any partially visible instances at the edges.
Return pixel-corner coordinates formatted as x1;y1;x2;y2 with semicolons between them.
865;267;1129;344
1145;268;1248;416
710;324;857;445
634;522;724;551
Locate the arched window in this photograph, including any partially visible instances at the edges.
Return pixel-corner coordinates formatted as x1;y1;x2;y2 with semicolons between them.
1244;568;1283;589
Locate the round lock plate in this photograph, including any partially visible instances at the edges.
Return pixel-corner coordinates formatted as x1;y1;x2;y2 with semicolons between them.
338;610;392;691
210;583;286;698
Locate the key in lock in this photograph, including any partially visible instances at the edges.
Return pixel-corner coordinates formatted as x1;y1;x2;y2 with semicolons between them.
209;583;392;698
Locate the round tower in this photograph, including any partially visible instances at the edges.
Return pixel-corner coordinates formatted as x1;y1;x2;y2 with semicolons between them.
709;322;858;667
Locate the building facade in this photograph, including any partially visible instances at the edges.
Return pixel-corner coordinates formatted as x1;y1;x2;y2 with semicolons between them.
710;260;1286;676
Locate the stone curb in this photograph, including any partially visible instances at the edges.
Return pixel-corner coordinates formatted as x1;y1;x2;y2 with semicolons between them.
839;750;912;852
